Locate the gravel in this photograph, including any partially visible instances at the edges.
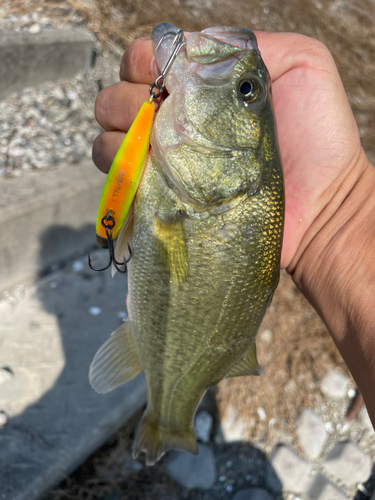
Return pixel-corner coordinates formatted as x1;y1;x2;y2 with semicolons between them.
0;12;120;178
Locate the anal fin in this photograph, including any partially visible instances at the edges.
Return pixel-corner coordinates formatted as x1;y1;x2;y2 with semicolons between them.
154;216;188;283
226;342;262;378
89;321;143;393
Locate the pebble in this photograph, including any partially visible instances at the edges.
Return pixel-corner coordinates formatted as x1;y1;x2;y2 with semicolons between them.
117;311;128;320
305;473;346;500
320;369;349;399
194;410;213;443
297;409;328;459
259;329;273;343
0;411;8;426
72;260;84;272
219;406;248;442
323;441;371;486
231;488;273;500
166;443;217;490
28;23;41;33
89;307;102;316
269;445;312;493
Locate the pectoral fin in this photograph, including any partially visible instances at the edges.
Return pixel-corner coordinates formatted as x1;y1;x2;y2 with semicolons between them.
89;321;143;393
154;216;188;283
226;343;262;378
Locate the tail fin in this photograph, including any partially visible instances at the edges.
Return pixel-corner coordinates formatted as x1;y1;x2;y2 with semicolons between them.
133;412;198;466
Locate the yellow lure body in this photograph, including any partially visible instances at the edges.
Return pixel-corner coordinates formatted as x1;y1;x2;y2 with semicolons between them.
95;99;155;245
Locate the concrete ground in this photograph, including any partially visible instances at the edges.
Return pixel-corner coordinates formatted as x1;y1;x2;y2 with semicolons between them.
0;251;146;500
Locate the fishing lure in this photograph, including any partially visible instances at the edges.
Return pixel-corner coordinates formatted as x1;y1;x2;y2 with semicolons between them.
89;29;186;274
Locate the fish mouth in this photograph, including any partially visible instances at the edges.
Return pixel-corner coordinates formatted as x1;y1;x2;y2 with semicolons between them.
151;24;259;91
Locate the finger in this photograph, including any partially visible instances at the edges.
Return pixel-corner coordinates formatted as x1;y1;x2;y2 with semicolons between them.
255;31;336;82
120;38;158;83
92;131;125;174
95;81;156;132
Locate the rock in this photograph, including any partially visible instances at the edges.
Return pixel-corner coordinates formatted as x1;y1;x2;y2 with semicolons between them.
231;488;273;500
264;461;282;493
0;367;13;384
28;24;41;34
320;369;349;399
194;410;213;443
359;406;374;433
269;445;312;493
259;329;273;343
297;409;328;459
0;411;8;426
219;406;248;442
166;443;216;490
323;441;371;486
306;473;346;500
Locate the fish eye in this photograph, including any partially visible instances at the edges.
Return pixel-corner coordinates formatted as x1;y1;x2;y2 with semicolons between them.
238;78;259;104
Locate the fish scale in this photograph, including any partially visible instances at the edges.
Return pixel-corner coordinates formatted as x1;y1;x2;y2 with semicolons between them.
89;24;284;466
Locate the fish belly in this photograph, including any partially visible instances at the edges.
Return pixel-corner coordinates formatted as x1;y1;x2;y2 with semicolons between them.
128;154;283;463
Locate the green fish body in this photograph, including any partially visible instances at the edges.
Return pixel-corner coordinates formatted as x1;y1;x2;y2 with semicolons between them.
90;24;284;465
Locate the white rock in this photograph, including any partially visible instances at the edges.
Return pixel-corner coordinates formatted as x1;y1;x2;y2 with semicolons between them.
0;368;13;385
269;446;312;493
257;408;266;421
297;409;328;459
0;411;8;426
320;369;349;399
89;307;102;316
28;24;41;34
306;473;346;500
194;410;213;443
259;329;273;343
323;441;371;486
72;260;84;272
220;406;248;442
166;443;216;490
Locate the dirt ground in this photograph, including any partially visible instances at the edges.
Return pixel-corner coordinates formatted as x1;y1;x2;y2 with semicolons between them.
3;0;375;498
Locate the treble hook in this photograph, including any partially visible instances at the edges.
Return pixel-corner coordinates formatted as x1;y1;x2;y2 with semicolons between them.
88;213;132;274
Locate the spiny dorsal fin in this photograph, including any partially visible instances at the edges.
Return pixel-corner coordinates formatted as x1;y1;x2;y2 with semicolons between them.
226;343;262;378
112;205;134;277
89;321;143;393
154;216;188;283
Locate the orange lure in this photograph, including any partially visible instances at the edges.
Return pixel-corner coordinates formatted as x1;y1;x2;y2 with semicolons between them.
95;98;155;247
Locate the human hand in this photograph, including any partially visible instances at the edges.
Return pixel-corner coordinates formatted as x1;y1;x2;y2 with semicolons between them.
92;32;368;270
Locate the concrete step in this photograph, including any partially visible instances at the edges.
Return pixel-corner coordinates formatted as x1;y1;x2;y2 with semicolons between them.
0;256;147;500
0;27;95;101
0;160;105;292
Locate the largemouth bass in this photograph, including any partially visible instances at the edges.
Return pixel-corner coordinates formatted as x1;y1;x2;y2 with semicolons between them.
89;23;284;465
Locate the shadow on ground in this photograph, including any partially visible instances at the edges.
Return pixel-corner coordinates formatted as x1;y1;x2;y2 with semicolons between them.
0;224;145;499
